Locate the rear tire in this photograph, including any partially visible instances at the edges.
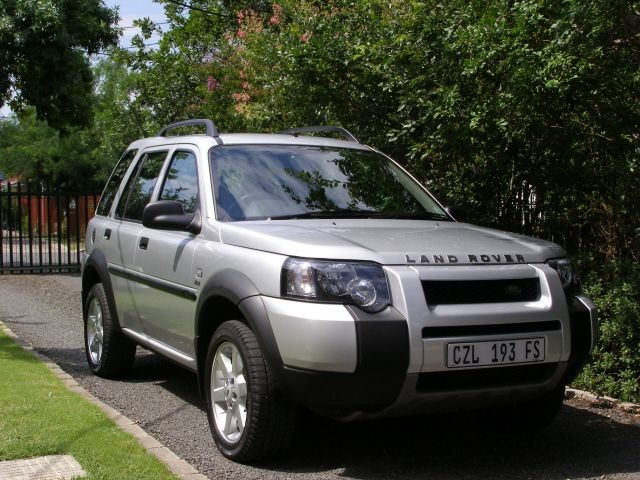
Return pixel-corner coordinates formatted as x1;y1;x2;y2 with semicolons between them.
205;320;296;462
83;283;136;377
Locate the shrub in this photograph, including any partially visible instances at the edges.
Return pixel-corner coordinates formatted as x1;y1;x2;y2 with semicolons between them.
573;265;640;403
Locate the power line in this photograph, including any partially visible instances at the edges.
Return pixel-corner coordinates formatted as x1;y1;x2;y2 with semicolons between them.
121;21;169;30
121;42;160;50
89;42;160;57
160;0;230;18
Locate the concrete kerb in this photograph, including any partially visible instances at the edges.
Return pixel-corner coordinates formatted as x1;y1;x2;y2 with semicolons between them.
565;387;640;414
0;321;209;480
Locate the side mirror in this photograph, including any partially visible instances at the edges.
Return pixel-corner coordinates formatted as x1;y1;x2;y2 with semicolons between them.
142;200;201;235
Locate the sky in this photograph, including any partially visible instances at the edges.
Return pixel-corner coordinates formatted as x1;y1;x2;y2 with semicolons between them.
104;0;168;50
0;1;168;117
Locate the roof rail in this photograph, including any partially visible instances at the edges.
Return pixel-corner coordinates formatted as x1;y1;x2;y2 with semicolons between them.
278;126;360;143
157;119;221;142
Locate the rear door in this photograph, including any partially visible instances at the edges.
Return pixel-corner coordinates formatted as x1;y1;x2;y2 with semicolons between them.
91;148;139;328
110;149;168;332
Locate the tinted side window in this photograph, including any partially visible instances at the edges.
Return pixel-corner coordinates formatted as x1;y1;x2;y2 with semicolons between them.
114;155;144;220
159;151;199;214
117;151;168;222
96;149;138;217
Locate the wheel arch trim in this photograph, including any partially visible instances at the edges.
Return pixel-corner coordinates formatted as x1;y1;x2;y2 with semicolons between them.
194;270;285;394
82;249;122;329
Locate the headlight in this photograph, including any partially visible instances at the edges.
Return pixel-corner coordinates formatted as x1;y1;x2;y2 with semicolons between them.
546;258;581;296
281;258;391;313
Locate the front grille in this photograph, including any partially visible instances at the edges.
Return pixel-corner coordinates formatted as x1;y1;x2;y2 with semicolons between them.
416;363;557;393
422;278;540;305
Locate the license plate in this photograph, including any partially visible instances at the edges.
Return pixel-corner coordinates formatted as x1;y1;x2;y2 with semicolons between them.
446;338;545;368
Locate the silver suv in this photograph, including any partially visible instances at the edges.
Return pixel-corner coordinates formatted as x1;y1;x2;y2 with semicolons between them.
81;119;597;462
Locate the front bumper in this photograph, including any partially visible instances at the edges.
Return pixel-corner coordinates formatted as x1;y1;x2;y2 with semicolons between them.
563;295;598;383
261;296;409;412
255;264;598;418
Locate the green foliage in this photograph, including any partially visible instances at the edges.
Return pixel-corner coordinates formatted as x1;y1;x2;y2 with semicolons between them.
119;0;639;400
0;0;119;130
575;265;640;403
0;112;101;190
3;0;638;400
226;0;640;263
90;57;155;172
129;0;639;266
117;0;244;131
0;57;152;190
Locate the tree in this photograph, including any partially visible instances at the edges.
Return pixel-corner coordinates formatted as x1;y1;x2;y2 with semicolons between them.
119;0;640;401
226;0;640;262
0;112;97;189
117;1;239;130
117;0;640;265
0;0;119;130
122;0;640;264
90;56;155;173
0;55;155;190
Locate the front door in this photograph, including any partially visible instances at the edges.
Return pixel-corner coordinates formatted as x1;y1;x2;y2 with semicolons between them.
133;149;202;358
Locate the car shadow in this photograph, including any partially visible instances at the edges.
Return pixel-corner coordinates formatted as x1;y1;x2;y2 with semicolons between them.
262;403;640;479
37;345;206;412
125;349;204;410
41;345;640;479
126;352;640;480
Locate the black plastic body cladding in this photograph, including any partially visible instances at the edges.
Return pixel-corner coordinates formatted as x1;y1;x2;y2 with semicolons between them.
271;305;409;413
82;250;121;328
564;297;594;383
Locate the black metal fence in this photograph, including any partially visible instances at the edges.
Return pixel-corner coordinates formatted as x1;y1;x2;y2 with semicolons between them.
0;180;99;274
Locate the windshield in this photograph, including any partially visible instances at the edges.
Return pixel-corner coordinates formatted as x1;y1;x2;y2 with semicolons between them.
209;145;450;222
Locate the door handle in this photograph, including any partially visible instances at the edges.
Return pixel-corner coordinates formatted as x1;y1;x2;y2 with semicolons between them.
104;228;111;240
139;237;149;250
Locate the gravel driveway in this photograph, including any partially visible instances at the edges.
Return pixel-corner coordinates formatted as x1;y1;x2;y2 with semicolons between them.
1;274;639;480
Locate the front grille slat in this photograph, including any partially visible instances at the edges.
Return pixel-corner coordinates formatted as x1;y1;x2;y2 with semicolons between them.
422;278;540;305
422;320;561;339
416;363;557;392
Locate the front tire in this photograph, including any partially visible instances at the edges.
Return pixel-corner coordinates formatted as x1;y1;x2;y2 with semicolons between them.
205;320;296;462
83;283;136;377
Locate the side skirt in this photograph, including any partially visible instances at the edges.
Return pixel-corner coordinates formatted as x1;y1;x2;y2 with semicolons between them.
122;327;197;371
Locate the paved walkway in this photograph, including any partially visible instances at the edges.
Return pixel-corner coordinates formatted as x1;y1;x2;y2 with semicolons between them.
0;455;85;480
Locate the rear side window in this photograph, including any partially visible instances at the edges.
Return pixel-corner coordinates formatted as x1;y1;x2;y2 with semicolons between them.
159;151;199;214
116;150;168;222
95;149;138;217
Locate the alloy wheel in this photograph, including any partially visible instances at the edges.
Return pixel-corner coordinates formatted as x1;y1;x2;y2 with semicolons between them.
86;297;104;365
211;341;248;443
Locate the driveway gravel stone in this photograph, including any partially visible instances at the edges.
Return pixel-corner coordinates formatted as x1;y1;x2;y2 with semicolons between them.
1;274;639;480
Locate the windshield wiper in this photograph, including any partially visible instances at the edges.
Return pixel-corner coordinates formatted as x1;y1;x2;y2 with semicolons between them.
268;209;451;221
402;212;452;221
268;209;378;220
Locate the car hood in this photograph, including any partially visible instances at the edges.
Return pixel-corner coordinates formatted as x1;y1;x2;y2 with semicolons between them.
217;219;565;265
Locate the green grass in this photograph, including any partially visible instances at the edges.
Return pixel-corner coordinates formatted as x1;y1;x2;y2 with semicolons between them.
0;331;178;479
